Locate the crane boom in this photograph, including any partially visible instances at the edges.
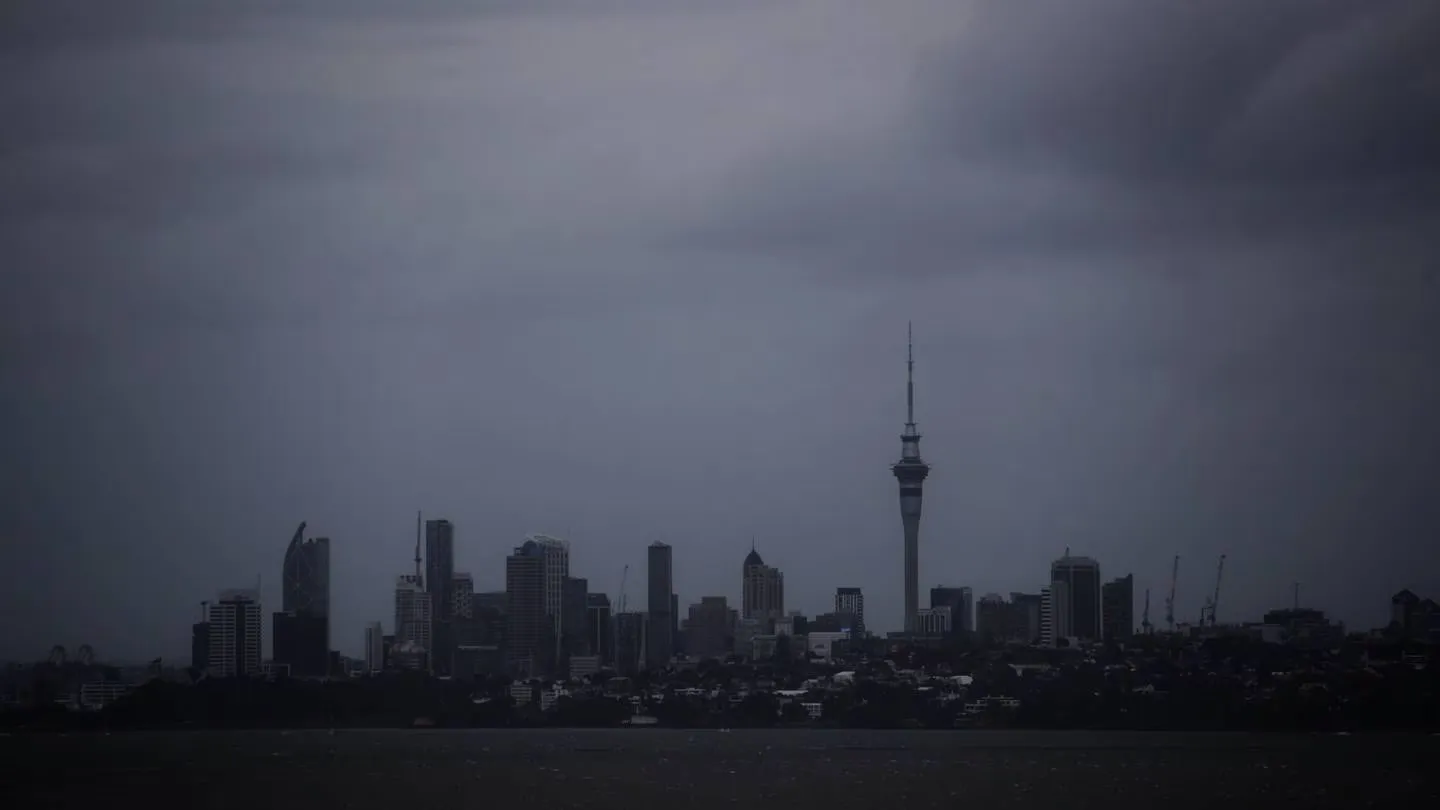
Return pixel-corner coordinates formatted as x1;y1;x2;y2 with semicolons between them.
1209;554;1226;626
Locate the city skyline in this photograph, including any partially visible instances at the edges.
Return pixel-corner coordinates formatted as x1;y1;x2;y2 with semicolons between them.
5;0;1439;661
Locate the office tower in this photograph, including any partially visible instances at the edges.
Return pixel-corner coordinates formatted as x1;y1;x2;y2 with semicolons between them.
929;586;974;639
1102;574;1135;641
208;589;262;678
273;522;330;677
834;587;865;635
586;593;613;666
191;620;210;672
1040;586;1055;647
916;606;951;636
614;611;647;676
891;325;931;634
452;573;474;620
1050;555;1103;641
364;622;384;673
742;544;785;631
424;519;456;676
1010;592;1044;643
561;576;589;658
1047;579;1073;643
394;574;432;651
505;539;549;676
646;541;673;670
684;597;736;660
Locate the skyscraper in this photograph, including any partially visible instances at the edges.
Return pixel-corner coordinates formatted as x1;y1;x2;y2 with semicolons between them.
505;539;549;677
742;543;784;631
646;541;673;670
275;522;330;677
209;589;262;678
525;535;570;658
891;324;931;635
425;519;455;676
364;621;384;673
1051;555;1103;641
835;587;865;635
1102;574;1135;641
394;574;432;652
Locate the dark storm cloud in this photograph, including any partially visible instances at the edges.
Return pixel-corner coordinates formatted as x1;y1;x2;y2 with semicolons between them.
2;0;1437;660
690;0;1440;269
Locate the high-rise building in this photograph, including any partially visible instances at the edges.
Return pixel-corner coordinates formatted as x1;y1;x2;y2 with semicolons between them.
916;606;951;636
684;596;736;660
524;534;569;634
394;574;432;652
930;586;974;639
505;539;550;677
1050;555;1103;641
742;544;784;631
586;594;613;666
835;587;866;635
274;522;330;678
452;573;474;620
425;519;456;676
561;576;589;658
891;325;931;635
191;619;210;672
646;541;673;670
282;522;329;617
208;589;262;678
1047;579;1073;643
614;611;647;676
364;622;384;673
1102;574;1135;641
1011;592;1044;644
1039;586;1056;647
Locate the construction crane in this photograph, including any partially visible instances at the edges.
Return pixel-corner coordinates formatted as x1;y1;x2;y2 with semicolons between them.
1206;554;1226;626
618;564;629;614
1164;555;1179;632
1141;589;1152;634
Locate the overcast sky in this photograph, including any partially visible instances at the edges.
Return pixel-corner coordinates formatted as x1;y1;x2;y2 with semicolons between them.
3;0;1438;662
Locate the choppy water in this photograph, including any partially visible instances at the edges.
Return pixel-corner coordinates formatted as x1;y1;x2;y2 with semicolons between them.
5;729;1435;808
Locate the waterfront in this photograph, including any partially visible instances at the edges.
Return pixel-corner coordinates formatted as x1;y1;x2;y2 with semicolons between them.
5;730;1435;808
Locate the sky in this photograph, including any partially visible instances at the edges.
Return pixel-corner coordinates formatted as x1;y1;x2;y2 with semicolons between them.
2;0;1438;662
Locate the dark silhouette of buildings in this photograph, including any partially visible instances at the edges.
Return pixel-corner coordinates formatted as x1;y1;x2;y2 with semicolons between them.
505;539;548;677
742;544;784;632
586;594;613;666
273;522;330;677
1050;555;1103;642
835;587;865;636
891;325;931;635
684;596;736;659
647;542;674;670
930;586;974;640
1102;574;1135;642
425;519;455;676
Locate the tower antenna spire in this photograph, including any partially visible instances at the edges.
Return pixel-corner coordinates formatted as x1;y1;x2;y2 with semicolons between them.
905;321;916;431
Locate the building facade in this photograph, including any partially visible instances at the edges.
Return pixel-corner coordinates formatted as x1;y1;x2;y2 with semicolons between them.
394;574;432;653
1050;555;1103;641
1102;574;1135;641
646;541;674;670
505;539;549;677
208;589;262;678
834;587;865;636
364;621;384;673
425;520;455;676
742;546;785;630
